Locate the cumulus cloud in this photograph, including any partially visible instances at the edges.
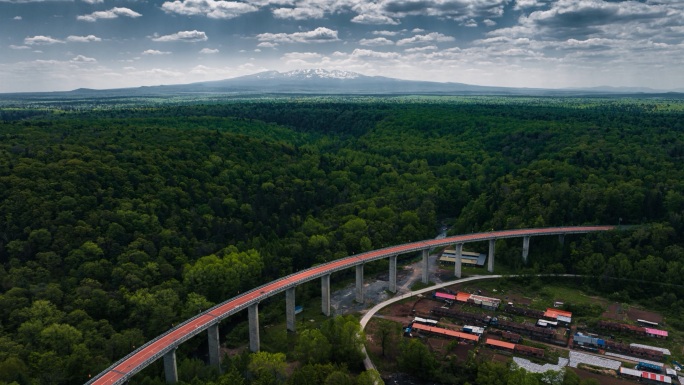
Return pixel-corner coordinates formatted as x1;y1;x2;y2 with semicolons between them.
257;42;278;48
143;49;172;55
67;35;102;42
77;7;142;22
351;13;399;25
404;45;437;53
199;48;219;54
350;48;400;59
273;7;325;20
359;37;395;46
514;0;546;9
396;32;455;46
380;0;509;21
70;55;97;63
161;0;257;19
282;52;322;61
24;35;64;45
9;45;31;49
13;16;22;20
81;0;103;3
257;27;339;44
373;30;399;36
152;30;208;42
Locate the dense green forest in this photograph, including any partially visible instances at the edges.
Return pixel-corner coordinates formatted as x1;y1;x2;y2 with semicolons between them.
1;96;684;384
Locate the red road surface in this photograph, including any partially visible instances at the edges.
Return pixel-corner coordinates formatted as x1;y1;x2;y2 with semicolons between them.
88;226;614;385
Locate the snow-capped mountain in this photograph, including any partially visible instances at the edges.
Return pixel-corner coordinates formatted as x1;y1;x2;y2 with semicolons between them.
29;68;680;97
236;69;363;81
282;69;361;80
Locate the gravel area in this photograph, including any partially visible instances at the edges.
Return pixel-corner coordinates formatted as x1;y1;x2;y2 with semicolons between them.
512;357;568;373
569;351;621;370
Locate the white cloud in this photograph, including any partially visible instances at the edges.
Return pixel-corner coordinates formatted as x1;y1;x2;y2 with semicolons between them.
514;0;546;9
77;7;142;22
373;30;399;36
350;48;400;59
152;30;208;42
10;45;30;49
412;28;425;33
273;7;325;20
143;49;172;55
282;52;322;61
396;32;455;46
380;0;509;21
257;27;339;44
359;37;394;46
67;35;102;42
161;0;257;19
404;45;437;53
464;19;478;27
81;0;103;3
257;42;278;48
13;16;22;20
483;19;497;27
200;48;219;54
351;13;399;25
70;55;97;63
24;35;64;45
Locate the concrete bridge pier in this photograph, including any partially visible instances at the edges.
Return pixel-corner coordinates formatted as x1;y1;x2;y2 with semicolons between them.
248;304;260;352
421;249;429;284
163;348;178;384
286;287;296;332
389;255;397;293
454;243;463;278
207;324;221;371
488;239;496;273
356;264;364;303
522;236;530;264
321;274;331;316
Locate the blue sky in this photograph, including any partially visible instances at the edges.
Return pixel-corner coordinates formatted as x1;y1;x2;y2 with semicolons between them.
1;0;683;92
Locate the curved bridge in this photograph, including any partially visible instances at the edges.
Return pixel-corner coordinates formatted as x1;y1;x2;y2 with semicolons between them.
87;226;614;385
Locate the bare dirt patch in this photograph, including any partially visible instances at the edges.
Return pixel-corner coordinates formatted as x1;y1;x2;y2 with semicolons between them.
626;307;663;324
602;302;626;321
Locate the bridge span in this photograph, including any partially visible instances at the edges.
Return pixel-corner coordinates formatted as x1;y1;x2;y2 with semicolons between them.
86;226;614;385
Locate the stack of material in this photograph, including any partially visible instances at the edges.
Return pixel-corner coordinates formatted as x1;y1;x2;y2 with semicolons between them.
604;352;662;366
630;343;671;356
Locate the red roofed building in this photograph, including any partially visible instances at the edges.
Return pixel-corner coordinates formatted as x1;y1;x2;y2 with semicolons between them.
544;308;572;325
411;322;480;343
485;338;516;351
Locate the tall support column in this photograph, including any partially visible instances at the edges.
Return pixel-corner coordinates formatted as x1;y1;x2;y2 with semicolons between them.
488;239;496;273
286;287;296;332
163;349;178;384
421;249;429;284
522;236;530;264
207;324;221;370
559;234;565;245
248;303;260;352
389;255;397;293
355;264;364;304
454;243;463;278
321;274;331;316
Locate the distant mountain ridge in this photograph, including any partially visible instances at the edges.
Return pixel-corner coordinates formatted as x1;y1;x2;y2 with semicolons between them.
2;69;683;98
